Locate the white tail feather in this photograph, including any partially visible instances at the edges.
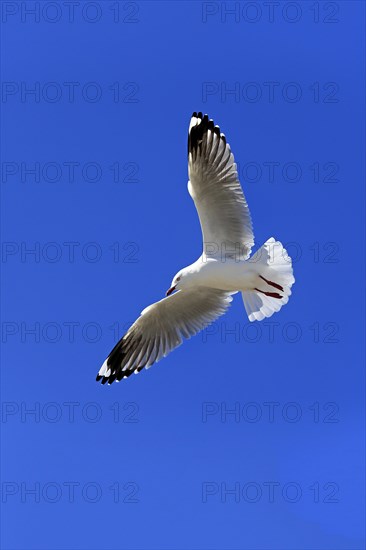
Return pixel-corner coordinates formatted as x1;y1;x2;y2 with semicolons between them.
242;237;295;322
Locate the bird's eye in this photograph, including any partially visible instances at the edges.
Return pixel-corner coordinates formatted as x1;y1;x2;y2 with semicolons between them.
176;276;181;282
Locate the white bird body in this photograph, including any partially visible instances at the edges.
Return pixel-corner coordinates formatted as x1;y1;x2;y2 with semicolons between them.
97;112;295;384
177;256;258;292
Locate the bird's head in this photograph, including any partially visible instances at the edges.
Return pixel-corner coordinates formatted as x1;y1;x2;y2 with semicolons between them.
166;268;192;296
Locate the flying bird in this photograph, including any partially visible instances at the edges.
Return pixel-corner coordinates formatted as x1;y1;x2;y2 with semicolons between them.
97;112;295;384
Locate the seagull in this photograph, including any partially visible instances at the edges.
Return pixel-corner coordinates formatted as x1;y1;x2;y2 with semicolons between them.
97;112;295;384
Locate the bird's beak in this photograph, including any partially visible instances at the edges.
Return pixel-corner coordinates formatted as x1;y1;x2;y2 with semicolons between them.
166;285;176;296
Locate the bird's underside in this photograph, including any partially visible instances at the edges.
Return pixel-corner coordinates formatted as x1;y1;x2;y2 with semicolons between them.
96;112;295;384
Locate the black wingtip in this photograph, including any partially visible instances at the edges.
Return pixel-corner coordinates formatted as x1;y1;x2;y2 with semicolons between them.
97;329;147;385
207;118;215;131
107;373;117;385
117;369;135;381
189;112;220;155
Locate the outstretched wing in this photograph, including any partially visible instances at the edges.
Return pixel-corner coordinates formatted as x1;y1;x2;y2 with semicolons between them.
188;112;254;260
96;287;233;384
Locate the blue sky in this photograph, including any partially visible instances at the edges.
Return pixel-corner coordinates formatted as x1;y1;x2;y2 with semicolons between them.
1;1;365;549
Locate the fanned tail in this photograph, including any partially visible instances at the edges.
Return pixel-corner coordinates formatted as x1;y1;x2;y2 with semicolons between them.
242;238;295;322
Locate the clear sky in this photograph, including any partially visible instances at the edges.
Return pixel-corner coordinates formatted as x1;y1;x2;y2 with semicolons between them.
1;1;365;549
